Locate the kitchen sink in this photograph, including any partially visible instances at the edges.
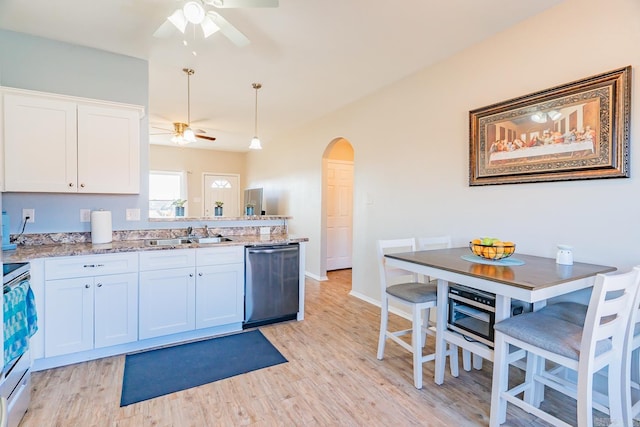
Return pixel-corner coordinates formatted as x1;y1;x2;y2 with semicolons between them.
144;236;233;246
145;238;193;246
193;236;233;244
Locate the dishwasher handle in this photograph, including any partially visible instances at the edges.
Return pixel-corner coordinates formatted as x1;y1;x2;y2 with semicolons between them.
247;245;299;255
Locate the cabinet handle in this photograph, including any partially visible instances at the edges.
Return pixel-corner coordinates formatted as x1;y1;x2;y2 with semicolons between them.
97;283;103;287
85;284;90;289
189;273;194;277
68;183;74;188
198;272;203;277
83;264;105;268
80;183;85;188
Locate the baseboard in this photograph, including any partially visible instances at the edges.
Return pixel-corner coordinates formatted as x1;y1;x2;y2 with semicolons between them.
305;271;328;281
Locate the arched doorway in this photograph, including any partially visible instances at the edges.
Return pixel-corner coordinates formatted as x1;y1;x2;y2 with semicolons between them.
321;138;354;277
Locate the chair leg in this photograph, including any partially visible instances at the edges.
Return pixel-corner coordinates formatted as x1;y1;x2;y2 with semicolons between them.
422;307;429;348
472;353;483;370
377;297;389;360
606;357;624;427
524;353;543;407
449;344;459;377
576;361;595;427
623;347;638;427
412;304;423;389
463;349;471;371
489;333;510;427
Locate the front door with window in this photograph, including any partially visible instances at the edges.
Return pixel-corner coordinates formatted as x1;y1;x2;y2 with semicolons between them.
203;174;240;217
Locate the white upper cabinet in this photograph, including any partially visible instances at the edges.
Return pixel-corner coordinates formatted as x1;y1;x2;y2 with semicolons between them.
2;87;144;194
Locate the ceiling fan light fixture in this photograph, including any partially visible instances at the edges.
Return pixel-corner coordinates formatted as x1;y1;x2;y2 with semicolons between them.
168;9;188;33
183;1;206;24
201;16;220;38
183;127;197;143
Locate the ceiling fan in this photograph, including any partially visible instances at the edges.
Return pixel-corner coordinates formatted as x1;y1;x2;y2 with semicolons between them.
153;0;279;47
151;68;216;145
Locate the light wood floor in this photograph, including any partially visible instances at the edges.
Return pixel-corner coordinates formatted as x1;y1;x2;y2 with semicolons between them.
21;269;606;426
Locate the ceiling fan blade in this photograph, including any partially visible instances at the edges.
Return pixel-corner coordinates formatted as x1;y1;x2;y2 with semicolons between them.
196;134;217;141
206;11;250;47
203;0;278;8
153;18;177;38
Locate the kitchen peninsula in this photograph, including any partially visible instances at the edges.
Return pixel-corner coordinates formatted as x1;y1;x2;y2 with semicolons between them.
3;217;307;372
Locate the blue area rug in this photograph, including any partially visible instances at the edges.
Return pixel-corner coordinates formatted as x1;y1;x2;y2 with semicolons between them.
120;329;287;406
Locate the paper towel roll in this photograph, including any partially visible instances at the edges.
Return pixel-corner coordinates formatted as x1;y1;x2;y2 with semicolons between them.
91;210;112;244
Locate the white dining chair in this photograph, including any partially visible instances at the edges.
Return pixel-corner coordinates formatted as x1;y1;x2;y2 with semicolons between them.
623;267;640;426
377;238;459;389
489;267;640;427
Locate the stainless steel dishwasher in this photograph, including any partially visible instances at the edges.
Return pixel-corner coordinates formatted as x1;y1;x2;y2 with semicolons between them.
244;244;299;329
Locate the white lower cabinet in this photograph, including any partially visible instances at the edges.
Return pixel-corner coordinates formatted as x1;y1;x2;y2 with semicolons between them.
139;247;244;338
195;263;244;329
44;253;139;358
139;267;196;339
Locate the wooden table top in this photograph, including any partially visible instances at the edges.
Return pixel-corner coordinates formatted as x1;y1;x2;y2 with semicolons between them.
385;247;617;292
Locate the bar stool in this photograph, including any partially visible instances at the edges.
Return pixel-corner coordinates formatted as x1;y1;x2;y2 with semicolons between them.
489;267;640;427
376;238;459;389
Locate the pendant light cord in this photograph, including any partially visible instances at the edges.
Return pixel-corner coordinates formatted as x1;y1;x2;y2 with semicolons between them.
252;83;262;137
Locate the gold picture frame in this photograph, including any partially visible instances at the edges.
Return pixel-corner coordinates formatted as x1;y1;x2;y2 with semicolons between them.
469;66;631;186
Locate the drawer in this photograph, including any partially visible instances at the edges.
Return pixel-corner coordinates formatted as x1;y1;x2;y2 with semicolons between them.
139;249;196;271
45;252;138;279
196;246;244;266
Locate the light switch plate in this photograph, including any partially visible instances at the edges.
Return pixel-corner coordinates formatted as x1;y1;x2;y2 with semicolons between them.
80;209;91;222
126;208;140;221
260;227;270;235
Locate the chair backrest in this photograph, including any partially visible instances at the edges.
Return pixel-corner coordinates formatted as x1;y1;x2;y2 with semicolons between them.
418;235;452;251
377;238;418;295
582;267;640;365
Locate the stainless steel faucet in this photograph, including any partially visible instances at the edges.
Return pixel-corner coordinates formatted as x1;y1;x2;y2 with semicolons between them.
203;224;210;237
187;226;193;236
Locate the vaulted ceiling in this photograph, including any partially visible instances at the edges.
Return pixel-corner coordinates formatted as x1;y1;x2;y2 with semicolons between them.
0;0;563;151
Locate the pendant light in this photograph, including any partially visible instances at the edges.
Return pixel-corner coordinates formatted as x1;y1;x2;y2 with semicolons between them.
249;82;263;150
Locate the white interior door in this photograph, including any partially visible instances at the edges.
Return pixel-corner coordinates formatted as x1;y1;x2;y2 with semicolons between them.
203;174;240;217
326;160;353;270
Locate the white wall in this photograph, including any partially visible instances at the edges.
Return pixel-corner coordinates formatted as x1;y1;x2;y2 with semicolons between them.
247;0;640;302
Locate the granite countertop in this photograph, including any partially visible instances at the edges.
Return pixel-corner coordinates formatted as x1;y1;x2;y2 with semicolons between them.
3;234;308;263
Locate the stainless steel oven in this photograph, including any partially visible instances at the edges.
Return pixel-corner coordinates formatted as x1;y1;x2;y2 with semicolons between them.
2;262;32;427
447;283;526;348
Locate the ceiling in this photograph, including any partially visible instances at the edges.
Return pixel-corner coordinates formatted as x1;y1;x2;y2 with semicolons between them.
0;0;563;151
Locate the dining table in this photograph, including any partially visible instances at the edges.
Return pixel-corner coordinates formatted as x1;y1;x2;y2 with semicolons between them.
384;247;617;385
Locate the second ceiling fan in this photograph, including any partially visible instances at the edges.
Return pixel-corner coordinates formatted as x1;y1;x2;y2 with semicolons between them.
154;68;216;145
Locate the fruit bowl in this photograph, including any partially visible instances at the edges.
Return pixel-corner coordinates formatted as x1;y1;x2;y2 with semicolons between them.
469;239;516;260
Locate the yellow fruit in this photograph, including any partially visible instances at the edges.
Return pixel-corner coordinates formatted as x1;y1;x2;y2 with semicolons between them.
472;238;482;245
495;245;505;257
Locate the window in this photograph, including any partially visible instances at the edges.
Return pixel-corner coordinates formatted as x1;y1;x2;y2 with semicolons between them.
149;171;186;218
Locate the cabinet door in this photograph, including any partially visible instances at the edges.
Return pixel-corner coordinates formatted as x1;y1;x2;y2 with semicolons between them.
139;267;195;339
77;104;140;194
195;263;244;329
94;272;138;348
4;94;77;192
45;277;94;357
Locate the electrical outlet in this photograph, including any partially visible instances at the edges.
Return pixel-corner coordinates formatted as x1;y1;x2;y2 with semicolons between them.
80;209;91;222
126;208;140;221
260;227;270;235
22;208;35;223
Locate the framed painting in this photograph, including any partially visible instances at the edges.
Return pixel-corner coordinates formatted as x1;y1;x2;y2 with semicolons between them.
469;66;631;186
